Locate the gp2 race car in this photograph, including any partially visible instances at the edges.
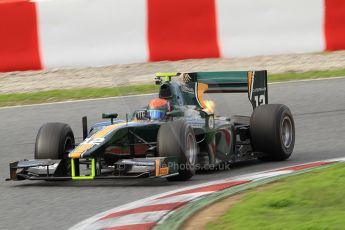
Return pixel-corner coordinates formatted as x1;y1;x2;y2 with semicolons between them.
7;70;295;182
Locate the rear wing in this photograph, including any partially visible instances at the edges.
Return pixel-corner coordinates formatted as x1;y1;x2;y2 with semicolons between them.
181;71;268;109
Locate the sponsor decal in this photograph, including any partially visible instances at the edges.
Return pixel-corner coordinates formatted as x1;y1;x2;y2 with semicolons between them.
208;115;214;128
252;87;267;93
32;163;59;170
181;84;195;94
182;73;192;82
83;137;105;145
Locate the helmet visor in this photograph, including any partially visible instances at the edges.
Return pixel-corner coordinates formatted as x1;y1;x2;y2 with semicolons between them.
148;109;165;120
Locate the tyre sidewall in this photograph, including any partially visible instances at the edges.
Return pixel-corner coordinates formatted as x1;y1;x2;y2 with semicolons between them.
250;104;295;161
35;123;75;159
275;107;295;157
158;120;197;181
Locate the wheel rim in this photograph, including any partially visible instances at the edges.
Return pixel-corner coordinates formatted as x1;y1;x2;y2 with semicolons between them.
281;116;293;148
64;136;74;156
186;133;197;165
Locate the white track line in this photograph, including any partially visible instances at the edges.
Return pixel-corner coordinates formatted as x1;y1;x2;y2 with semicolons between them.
1;76;344;110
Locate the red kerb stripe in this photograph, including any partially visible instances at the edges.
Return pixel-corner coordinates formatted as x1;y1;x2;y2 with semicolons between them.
280;162;333;171
98;202;187;221
103;222;156;230
147;0;220;61
157;180;250;199
0;0;41;72
324;0;345;51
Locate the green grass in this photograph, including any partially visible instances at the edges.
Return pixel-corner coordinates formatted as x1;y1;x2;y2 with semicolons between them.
207;164;345;230
0;84;158;107
1;68;345;107
269;68;345;82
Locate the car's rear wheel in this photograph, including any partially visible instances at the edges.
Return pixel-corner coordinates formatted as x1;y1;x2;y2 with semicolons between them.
35;123;75;160
250;104;295;161
158;120;197;181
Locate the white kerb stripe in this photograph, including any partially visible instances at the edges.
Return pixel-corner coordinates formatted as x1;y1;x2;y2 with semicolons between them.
216;0;324;57
147;192;213;206
80;211;167;230
243;170;294;181
36;0;148;68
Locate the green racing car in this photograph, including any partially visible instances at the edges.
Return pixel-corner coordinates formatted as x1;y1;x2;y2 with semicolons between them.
8;70;295;182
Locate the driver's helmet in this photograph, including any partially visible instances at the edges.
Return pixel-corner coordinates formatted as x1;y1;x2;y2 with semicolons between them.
147;98;171;120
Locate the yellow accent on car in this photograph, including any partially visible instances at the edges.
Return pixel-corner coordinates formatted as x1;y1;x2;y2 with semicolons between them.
70;143;93;159
155;72;178;77
155;159;160;177
248;71;253;96
70;122;126;158
156;72;179;81
93;123;125;139
197;82;209;108
71;158;96;180
159;167;169;176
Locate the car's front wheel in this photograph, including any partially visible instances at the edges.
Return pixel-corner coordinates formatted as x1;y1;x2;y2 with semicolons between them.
35;123;75;160
158;120;197;181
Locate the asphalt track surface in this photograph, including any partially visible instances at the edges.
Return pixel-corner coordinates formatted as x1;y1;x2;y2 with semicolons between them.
1;78;344;230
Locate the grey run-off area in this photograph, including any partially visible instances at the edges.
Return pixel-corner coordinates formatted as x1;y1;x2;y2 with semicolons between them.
0;78;344;229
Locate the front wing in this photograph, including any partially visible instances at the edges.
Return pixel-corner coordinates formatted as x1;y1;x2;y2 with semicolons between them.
7;157;178;181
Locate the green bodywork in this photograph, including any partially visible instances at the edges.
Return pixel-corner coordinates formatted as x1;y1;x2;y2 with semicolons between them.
79;70;267;161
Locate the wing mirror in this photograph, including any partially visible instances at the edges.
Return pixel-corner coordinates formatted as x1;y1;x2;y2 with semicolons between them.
102;113;118;124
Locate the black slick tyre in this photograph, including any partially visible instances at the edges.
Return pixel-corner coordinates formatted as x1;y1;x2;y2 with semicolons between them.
250;104;295;161
158;120;197;181
35;123;75;159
